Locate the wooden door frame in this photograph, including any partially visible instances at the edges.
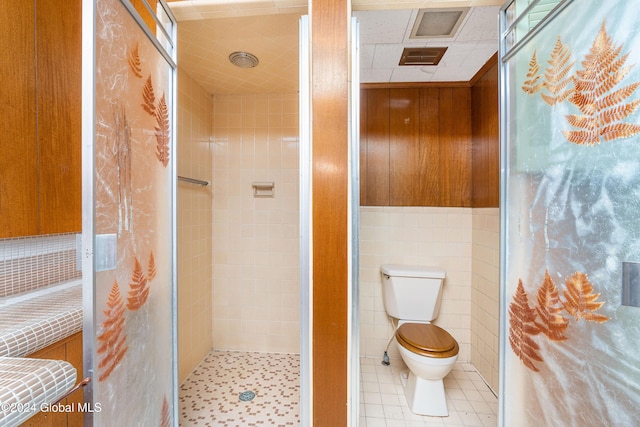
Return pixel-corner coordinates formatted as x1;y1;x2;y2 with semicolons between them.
310;0;351;425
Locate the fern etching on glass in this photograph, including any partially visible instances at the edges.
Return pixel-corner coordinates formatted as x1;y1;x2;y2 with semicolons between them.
509;280;544;372
509;270;609;372
97;280;129;382
522;21;640;145
127;42;171;167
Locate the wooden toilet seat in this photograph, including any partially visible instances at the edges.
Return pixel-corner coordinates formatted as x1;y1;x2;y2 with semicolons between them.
395;323;459;358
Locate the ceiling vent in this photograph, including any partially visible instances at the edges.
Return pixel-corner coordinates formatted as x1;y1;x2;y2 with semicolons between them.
229;51;259;68
399;47;447;66
409;8;470;39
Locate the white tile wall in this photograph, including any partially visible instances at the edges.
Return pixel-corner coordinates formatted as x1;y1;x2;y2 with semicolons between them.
177;81;500;388
211;93;299;354
471;208;500;392
359;206;473;363
177;67;214;382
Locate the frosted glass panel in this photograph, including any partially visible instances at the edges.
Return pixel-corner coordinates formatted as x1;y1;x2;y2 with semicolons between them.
501;0;640;425
86;0;176;424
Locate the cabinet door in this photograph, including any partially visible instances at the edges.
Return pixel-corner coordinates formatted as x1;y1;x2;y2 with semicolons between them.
363;88;390;206
24;341;69;427
37;0;82;235
389;88;420;206
65;332;84;427
439;87;472;207
25;332;84;427
0;2;39;237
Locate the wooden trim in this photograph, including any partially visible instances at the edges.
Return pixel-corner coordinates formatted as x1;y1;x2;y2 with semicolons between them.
361;80;471;89
311;0;349;425
469;52;498;87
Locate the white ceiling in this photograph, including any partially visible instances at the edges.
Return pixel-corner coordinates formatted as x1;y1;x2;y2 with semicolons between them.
169;1;502;95
355;6;500;84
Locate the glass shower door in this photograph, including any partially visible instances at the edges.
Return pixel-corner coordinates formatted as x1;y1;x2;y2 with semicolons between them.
499;1;640;425
82;0;178;424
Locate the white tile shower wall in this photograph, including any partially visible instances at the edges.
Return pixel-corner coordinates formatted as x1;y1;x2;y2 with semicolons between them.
177;67;214;382
211;93;299;354
0;233;80;298
471;208;500;392
359;206;473;363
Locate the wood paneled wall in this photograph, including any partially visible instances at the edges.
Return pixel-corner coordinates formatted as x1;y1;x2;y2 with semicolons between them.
360;85;472;207
439;87;472;206
311;0;349;425
362;89;390;205
471;54;500;207
360;54;499;208
0;2;38;237
37;0;82;235
419;87;441;206
0;0;81;237
389;88;420;205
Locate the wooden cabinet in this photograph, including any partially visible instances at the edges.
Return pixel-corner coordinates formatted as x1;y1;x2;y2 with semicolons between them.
0;0;81;238
24;332;84;427
360;85;472;207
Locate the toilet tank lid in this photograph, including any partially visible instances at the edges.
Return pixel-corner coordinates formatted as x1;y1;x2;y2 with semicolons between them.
380;264;445;279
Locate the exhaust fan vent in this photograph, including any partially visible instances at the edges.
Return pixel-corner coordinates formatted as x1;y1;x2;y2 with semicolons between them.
399;47;447;66
229;51;259;68
410;8;470;39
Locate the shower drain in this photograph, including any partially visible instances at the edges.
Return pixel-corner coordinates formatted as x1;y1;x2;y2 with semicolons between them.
239;390;256;401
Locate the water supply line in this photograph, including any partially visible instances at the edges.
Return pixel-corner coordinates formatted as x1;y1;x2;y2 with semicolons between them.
381;318;400;366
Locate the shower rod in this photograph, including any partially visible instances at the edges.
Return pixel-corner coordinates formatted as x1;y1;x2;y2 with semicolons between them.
178;175;209;186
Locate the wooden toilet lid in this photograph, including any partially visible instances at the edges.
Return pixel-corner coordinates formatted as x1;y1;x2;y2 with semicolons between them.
396;323;459;358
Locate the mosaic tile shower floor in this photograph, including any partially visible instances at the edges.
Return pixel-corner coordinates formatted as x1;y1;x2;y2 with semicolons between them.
179;351;498;426
179;351;300;426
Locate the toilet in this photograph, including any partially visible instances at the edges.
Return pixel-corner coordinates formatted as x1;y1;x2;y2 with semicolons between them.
380;264;459;417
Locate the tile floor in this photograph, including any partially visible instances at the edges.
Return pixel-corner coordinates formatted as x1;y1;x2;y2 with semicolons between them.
179;351;300;426
359;357;498;427
179;351;498;427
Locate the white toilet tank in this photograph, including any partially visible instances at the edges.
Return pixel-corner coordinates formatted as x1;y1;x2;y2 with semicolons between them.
380;264;446;322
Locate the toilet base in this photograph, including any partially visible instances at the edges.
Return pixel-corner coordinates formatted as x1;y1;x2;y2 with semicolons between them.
400;370;449;416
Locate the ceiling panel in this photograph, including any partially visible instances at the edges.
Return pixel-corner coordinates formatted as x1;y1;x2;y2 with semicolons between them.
169;0;503;95
177;13;302;94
